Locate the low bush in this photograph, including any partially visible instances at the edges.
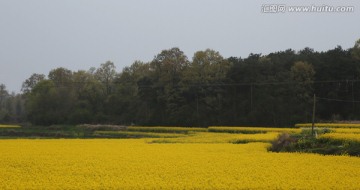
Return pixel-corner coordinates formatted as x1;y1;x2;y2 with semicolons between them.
269;133;360;156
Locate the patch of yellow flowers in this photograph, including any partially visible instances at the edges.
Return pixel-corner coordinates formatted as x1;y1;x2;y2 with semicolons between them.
296;123;360;128
209;126;301;133
128;126;206;133
332;128;360;134
320;133;360;142
1;139;360;189
0;124;21;128
313;127;360;142
150;132;280;143
94;131;187;138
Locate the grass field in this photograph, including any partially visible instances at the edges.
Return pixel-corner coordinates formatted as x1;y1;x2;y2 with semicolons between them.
1;125;359;189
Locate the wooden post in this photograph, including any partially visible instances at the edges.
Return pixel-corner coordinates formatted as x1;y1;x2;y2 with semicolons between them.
311;94;316;137
250;84;253;111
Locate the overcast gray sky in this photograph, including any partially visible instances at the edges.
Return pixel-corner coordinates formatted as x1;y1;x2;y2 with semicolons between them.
1;0;360;93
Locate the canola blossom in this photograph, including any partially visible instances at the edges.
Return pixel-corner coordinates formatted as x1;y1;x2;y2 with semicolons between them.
150;132;280;143
1;139;360;189
127;126;207;133
208;126;301;133
0;124;21;128
296;123;360;128
320;132;360;142
94;131;187;138
332;128;360;134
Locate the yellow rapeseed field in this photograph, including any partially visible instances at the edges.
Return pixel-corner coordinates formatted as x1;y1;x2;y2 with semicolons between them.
208;126;301;133
128;126;206;133
94;131;187;138
320;133;360;142
0;139;360;189
0;124;21;128
333;128;360;134
296;123;360;128
150;132;280;143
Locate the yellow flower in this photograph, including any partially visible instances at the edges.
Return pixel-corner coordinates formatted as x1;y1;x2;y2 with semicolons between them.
0;139;359;189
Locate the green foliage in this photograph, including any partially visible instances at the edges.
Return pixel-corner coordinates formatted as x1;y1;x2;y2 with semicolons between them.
68;109;92;124
300;127;332;135
351;39;360;60
270;133;360;156
21;39;360;127
21;73;45;94
0;125;86;138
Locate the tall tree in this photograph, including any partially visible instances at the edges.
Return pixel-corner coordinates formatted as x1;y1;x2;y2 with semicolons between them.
0;84;9;122
351;39;360;60
181;49;231;126
107;61;150;124
290;61;315;122
48;67;73;86
26;80;58;125
95;61;116;95
21;73;45;94
0;84;8;107
291;61;315;101
149;48;189;125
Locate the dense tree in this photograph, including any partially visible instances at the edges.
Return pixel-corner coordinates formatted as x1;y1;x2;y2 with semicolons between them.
180;49;231;126
291;61;315;100
147;47;189;125
21;73;45;94
0;84;9;122
351;39;360;60
20;39;360;126
0;84;8;107
26;80;58;125
48;67;73;86
289;61;315;123
0;84;26;123
107;61;150;124
95;61;116;95
70;70;101;124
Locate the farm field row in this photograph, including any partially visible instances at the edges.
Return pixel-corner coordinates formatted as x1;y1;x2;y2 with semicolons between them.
149;132;280;143
319;132;360;142
296;123;360;128
208;126;301;133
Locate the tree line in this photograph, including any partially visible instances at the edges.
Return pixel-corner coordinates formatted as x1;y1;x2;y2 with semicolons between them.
1;39;360;127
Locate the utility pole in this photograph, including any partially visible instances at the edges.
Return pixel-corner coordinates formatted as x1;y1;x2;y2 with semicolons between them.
250;84;253;111
352;81;355;111
311;94;316;137
196;93;199;125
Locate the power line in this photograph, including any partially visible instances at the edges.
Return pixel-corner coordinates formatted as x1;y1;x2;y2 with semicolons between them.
317;97;360;103
17;79;360;90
